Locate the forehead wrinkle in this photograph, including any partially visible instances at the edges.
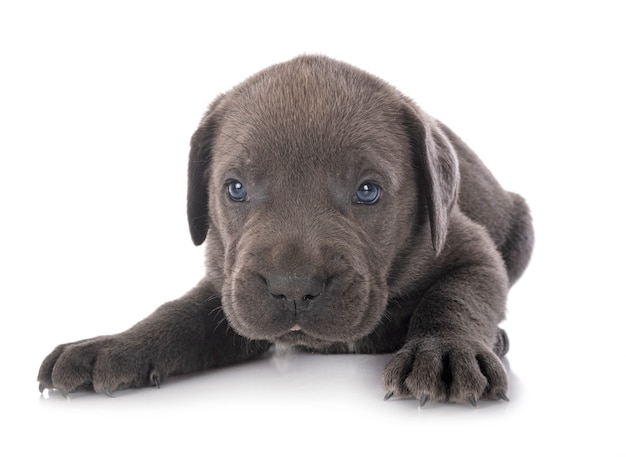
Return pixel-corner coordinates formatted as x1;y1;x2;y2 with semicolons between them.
210;129;254;175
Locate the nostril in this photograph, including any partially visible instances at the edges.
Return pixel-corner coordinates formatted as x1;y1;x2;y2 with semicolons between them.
260;276;285;300
302;293;319;301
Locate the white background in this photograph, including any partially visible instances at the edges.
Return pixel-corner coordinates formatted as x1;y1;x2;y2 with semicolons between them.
1;1;624;455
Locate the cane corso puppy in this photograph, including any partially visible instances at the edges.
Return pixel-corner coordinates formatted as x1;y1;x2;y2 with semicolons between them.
38;55;534;404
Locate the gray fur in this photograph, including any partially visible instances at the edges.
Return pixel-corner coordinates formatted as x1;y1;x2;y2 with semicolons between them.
38;55;533;404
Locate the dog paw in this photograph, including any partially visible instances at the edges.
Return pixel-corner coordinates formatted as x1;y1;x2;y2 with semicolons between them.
382;337;508;405
38;335;160;395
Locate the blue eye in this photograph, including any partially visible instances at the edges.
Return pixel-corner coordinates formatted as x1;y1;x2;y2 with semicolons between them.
227;180;247;202
355;182;381;204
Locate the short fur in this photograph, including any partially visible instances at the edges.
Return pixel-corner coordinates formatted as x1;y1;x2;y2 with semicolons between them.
38;56;533;404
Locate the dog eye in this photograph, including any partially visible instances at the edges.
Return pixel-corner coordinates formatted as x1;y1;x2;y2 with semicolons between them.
355;181;381;204
227;180;247;202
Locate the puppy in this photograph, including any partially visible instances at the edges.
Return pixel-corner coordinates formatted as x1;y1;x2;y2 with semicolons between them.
38;55;534;404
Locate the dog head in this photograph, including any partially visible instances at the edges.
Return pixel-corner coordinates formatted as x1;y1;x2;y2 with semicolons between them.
187;56;459;348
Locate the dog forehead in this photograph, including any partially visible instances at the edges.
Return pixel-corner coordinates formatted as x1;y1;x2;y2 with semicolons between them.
213;61;409;175
212;112;408;193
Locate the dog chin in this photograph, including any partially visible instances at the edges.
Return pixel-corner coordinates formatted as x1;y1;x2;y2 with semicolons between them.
273;327;345;351
272;326;366;354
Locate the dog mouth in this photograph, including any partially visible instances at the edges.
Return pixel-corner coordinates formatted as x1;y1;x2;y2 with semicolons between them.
275;324;332;349
275;317;365;350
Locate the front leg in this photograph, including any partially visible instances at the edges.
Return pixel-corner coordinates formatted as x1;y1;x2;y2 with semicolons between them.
383;227;510;405
38;281;270;395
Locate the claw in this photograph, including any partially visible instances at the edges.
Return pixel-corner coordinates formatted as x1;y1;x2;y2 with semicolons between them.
150;372;161;389
419;395;429;407
58;389;70;399
384;391;394;401
38;383;46;394
102;389;115;398
468;395;478;408
497;391;510;402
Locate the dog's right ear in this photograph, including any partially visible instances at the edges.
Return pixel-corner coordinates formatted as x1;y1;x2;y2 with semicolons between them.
187;96;225;246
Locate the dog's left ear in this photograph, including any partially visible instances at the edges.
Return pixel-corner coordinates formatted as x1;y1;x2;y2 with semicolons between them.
402;102;460;255
187;95;225;246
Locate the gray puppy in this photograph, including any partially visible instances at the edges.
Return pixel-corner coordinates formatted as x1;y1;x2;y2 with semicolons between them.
38;55;533;404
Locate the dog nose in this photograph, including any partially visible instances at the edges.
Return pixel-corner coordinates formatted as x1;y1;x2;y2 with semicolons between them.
264;274;325;312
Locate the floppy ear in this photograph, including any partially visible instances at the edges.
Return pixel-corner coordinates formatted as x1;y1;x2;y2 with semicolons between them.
187;97;224;246
402;102;460;255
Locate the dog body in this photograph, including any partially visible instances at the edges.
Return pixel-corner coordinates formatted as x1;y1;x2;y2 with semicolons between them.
39;56;533;403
